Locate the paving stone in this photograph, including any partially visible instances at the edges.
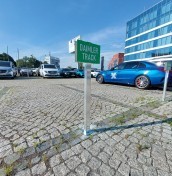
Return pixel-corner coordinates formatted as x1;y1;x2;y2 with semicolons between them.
23;147;35;157
31;162;46;175
157;170;171;176
53;163;70;176
80;150;92;163
61;149;75;160
75;164;90;176
130;168;143;176
0;168;5;176
88;157;102;170
143;165;158;176
99;163;115;176
81;139;92;149
49;154;62;168
71;144;84;155
31;156;41;165
15;169;31;176
98;151;110;164
65;156;81;170
118;163;130;176
36;141;52;153
4;153;20;165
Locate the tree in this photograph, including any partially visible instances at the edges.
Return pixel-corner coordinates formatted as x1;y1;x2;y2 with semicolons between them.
43;61;48;64
0;53;16;66
16;55;42;68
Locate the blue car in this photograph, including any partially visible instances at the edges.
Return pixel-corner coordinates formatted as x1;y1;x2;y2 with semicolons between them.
75;69;84;78
96;61;172;89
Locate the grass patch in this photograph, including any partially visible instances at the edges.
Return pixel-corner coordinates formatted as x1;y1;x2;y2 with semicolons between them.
136;144;149;152
4;165;13;176
17;147;25;155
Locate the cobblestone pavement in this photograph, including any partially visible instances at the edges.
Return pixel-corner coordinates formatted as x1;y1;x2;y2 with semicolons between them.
0;77;172;176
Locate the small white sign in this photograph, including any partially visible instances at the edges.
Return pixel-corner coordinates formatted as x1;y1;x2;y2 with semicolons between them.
69;35;81;53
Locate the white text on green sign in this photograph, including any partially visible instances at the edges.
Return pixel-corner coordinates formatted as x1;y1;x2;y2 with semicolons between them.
76;40;100;64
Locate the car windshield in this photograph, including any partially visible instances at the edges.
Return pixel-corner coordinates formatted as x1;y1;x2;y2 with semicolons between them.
44;65;56;69
0;61;11;67
63;69;70;71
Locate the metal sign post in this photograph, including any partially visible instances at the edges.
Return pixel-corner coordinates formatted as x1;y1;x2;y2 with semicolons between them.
84;64;91;135
162;70;169;101
74;39;100;135
162;61;172;101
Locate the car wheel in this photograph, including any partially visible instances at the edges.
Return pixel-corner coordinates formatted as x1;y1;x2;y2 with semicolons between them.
135;75;150;89
97;75;104;84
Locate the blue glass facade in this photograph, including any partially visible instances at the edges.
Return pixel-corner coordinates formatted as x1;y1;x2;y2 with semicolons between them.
125;0;172;61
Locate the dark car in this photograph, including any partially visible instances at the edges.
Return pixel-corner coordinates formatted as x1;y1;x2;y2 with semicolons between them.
58;68;73;77
96;61;172;89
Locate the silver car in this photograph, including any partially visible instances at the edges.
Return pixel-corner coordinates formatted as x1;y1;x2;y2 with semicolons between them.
0;61;16;78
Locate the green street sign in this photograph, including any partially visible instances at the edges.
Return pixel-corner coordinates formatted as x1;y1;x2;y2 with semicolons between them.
75;40;100;64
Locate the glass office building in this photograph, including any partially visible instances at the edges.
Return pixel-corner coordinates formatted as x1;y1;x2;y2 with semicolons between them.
125;0;172;63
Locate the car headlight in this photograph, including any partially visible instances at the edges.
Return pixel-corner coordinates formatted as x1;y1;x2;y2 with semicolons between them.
7;68;12;73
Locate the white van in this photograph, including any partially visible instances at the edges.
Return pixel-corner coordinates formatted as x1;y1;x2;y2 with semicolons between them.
39;64;59;78
0;61;17;78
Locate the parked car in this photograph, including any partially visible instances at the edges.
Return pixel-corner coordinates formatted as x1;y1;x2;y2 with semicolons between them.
0;61;17;78
31;68;39;76
96;61;172;89
75;69;84;78
20;68;33;76
58;68;73;77
39;64;59;78
91;69;101;78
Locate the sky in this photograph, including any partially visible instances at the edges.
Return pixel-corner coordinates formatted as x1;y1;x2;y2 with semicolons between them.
0;0;160;68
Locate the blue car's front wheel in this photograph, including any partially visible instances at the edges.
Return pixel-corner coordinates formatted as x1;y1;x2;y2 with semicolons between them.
135;75;150;89
97;75;104;84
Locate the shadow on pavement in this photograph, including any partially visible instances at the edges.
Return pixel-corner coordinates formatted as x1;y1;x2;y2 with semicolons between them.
87;118;172;135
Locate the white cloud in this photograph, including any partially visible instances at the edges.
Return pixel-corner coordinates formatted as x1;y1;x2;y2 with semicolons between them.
84;26;126;44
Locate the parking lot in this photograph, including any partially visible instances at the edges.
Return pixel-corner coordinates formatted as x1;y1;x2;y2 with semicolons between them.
0;77;172;176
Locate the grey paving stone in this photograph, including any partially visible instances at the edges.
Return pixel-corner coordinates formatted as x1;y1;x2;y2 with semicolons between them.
88;157;102;170
71;144;84;155
99;163;115;176
4;153;20;165
61;149;75;160
0;168;5;176
15;169;31;176
130;168;144;176
143;165;158;176
31;156;41;165
53;163;70;176
98;151;110;164
81;139;92;149
31;162;46;175
80;150;92;163
65;156;81;170
118;163;130;176
23;147;35;157
157;170;171;176
75;164;90;176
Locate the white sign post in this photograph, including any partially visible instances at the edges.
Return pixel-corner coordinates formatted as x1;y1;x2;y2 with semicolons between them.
75;40;100;135
162;70;169;101
84;64;91;135
162;61;172;101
